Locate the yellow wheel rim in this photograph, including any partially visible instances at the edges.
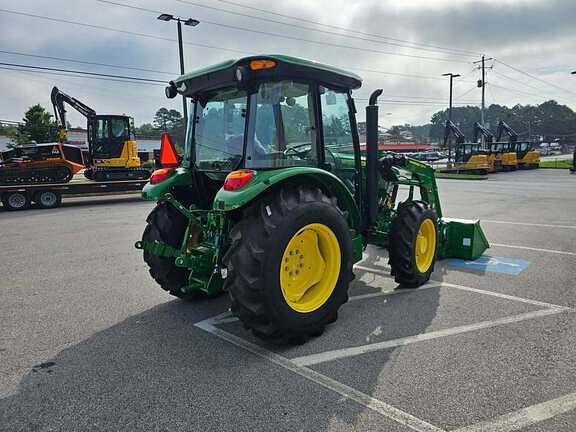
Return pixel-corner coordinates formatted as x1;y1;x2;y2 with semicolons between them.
280;223;341;313
415;219;436;273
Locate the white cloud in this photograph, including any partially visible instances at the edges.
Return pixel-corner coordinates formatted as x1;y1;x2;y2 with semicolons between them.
0;0;574;128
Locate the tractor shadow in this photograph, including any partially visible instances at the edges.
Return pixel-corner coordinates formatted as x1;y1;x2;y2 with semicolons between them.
0;247;442;432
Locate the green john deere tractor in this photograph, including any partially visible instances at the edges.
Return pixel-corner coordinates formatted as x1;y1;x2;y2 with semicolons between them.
136;55;489;344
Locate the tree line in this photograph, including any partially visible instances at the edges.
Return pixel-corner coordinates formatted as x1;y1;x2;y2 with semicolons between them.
389;100;576;144
4;99;575;149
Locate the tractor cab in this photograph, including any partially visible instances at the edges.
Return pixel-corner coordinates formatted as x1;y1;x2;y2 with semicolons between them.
159;55;362;207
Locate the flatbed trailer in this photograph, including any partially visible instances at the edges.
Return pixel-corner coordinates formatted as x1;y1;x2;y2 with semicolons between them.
0;176;148;211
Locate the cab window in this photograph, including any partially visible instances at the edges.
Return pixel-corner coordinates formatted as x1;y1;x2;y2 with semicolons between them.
246;81;317;168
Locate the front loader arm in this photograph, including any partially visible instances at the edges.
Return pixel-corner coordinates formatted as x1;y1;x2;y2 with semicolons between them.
378;153;442;218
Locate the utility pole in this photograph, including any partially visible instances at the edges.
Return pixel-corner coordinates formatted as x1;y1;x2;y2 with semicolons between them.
473;56;493;149
473;56;494;126
442;73;460;167
157;13;200;128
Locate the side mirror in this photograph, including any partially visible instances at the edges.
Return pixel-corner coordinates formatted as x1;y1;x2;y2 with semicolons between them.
165;82;178;99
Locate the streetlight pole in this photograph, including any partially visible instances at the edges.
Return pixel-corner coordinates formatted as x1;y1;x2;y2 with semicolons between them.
571;72;576;172
442;73;460;166
157;13;200;128
442;73;460;122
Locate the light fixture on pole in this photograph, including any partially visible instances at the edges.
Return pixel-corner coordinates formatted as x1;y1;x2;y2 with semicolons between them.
442;73;460;166
157;13;200;126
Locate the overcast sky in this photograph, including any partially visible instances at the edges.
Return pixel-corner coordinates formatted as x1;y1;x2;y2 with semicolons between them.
1;0;575;129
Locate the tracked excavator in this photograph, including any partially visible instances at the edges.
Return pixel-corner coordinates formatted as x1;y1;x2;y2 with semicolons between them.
444;120;489;175
51;87;150;181
475;121;517;171
496;120;539;169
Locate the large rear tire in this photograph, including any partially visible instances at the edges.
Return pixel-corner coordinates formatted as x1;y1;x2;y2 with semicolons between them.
142;203;208;300
223;186;352;344
389;201;438;288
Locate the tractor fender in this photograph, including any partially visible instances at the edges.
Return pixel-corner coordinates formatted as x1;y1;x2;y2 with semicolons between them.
141;168;193;201
213;167;361;229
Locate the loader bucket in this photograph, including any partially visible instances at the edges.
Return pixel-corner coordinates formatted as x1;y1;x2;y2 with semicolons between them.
438;217;489;260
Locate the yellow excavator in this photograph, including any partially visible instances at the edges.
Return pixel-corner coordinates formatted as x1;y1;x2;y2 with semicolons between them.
474;122;517;171
496;120;539;169
51;87;149;181
444;120;489;174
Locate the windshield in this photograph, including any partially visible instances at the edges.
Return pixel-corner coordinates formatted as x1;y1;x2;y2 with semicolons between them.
191;88;247;171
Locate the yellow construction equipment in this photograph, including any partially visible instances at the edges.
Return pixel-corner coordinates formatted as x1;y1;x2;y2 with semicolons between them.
496;120;539;169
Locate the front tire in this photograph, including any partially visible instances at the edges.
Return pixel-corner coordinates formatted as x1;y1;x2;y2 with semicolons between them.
223;186;352;344
389;201;438;288
142;203;207;300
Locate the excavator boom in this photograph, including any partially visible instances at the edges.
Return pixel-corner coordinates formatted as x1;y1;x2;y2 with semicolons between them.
49;86;149;181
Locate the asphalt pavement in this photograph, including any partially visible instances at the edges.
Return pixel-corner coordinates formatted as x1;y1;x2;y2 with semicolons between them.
1;169;575;432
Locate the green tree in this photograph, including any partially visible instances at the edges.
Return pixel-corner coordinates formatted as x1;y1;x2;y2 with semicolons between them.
152;107;186;152
135;123;162;139
14;104;59;145
428;101;576;144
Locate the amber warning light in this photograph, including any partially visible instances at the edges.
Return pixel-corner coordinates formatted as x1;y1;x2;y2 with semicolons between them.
249;59;277;70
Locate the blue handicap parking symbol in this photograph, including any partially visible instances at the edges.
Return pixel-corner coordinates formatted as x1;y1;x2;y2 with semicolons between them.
445;255;530;275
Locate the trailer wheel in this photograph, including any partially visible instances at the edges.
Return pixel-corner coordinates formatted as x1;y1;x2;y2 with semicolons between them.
2;192;31;211
389;201;438;288
142;203;209;300
223;186;352;344
34;191;62;209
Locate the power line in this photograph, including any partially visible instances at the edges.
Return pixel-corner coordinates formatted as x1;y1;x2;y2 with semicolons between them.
0;62;166;83
94;0;471;57
354;98;479;106
487;81;554;100
182;0;480;56
0;65;164;86
92;0;472;64
454;86;478;100
0;49;173;76
0;47;472;85
490;69;572;101
1;64;469;107
0;8;247;54
495;59;576;97
354;93;476;103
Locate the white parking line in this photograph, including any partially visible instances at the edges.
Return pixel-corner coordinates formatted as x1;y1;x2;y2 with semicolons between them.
454;392;576;432
356;266;571;310
349;283;442;301
195;317;444;432
492;243;576;256
440;281;572;310
291;308;567;367
483;220;576;230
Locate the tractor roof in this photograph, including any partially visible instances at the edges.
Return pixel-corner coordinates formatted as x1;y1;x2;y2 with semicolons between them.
171;55;362;97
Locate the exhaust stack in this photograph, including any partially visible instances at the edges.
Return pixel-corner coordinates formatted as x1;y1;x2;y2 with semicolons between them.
365;89;383;227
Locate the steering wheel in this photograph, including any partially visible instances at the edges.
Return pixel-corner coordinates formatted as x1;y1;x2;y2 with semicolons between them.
283;143;311;159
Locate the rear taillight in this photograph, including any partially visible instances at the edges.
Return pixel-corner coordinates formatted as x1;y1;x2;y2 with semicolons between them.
150;168;174;185
223;170;254;191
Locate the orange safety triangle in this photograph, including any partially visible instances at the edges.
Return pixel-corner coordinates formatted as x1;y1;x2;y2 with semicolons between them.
159;132;179;167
